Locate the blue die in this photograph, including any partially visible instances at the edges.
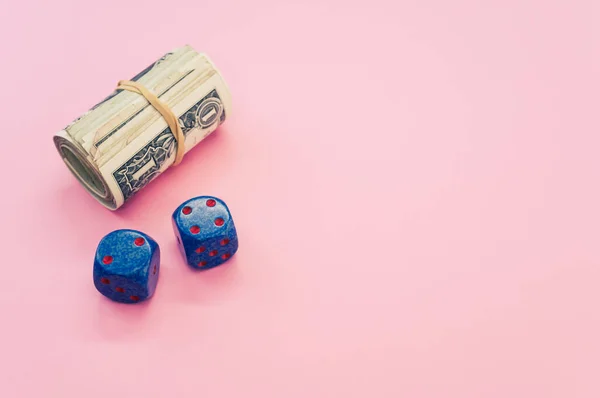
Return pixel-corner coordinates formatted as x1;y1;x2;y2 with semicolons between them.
172;196;239;270
93;229;160;303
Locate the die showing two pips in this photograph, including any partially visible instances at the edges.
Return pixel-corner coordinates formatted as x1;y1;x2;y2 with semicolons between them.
93;196;238;303
93;229;160;304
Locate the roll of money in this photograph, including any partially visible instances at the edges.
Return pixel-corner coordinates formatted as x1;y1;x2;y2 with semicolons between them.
53;45;232;210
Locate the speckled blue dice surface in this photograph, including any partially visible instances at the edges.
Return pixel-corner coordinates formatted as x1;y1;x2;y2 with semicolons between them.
172;196;239;270
93;229;160;303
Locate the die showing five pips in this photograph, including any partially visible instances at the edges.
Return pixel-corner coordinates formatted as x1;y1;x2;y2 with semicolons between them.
172;196;239;271
93;196;238;303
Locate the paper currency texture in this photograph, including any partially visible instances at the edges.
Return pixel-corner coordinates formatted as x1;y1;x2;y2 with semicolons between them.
53;45;232;210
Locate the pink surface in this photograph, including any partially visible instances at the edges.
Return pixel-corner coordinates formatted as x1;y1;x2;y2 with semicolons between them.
1;0;599;396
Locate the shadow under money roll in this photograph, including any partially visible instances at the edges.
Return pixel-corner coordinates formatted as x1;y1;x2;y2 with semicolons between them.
52;45;232;210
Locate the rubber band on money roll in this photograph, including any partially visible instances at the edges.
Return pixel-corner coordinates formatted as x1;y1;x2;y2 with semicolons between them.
52;47;232;211
113;80;186;166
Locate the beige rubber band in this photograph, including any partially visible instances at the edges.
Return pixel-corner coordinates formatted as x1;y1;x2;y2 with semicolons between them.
115;80;186;166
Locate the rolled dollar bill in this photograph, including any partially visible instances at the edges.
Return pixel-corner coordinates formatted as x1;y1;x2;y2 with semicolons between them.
53;45;232;210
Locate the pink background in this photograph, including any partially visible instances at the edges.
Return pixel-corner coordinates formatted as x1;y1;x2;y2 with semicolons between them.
1;0;599;396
